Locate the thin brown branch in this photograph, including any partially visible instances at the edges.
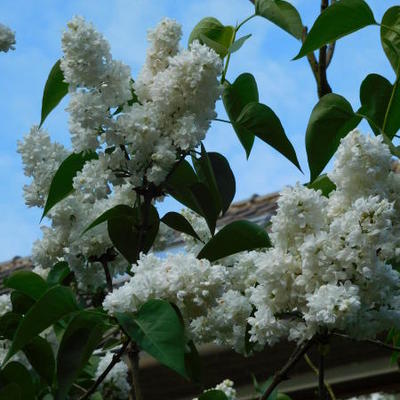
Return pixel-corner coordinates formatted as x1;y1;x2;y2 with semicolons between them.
302;26;319;84
326;0;336;68
326;42;336;68
79;341;130;400
304;354;336;400
101;259;113;293
126;342;144;400
318;351;327;400
317;0;332;98
259;339;315;400
333;332;400;353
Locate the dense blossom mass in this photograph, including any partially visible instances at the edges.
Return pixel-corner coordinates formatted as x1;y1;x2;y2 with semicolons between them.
106;130;400;351
17;16;222;288
0;23;15;52
14;12;400;399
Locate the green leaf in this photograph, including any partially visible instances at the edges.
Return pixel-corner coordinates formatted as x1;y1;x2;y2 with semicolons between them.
199;390;229;400
0;312;21;340
381;6;400;72
0;362;35;399
207;152;236;214
10;291;35;315
222;73;259;158
294;0;375;60
23;336;55;385
277;394;292;400
307;174;336;197
165;160;201;214
359;73;392;135
382;77;400;139
305;93;361;182
5;270;48;300
107;204;160;263
188;17;235;57
193;146;236;214
4;285;79;364
47;261;71;286
40;59;68;127
83;204;137;235
189;183;219;235
255;0;303;39
56;311;108;400
116;299;187;378
0;383;21;400
161;212;202;242
197;220;271;262
236;102;301;171
42;151;98;220
228;34;252;53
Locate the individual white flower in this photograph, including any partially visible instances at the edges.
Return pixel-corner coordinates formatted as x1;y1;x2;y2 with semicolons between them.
0;23;15;52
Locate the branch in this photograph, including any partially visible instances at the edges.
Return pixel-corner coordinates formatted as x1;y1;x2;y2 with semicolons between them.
317;0;332;98
126;342;144;400
302;26;319;84
304;354;336;400
79;341;130;400
101;259;113;293
259;339;315;400
318;351;327;400
326;42;336;68
332;332;400;353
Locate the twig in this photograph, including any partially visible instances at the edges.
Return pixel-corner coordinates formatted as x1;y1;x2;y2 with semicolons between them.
326;0;336;68
304;354;336;400
259;339;315;400
302;26;319;84
317;0;332;98
318;352;327;400
79;341;130;400
326;42;336;68
101;259;113;293
126;342;144;400
332;332;400;352
214;118;232;124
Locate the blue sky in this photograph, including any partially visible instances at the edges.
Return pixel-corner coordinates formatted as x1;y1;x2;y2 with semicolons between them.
0;0;397;261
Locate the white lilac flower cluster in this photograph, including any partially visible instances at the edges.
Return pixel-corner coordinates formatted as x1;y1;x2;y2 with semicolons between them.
63;16;222;186
17;125;133;290
193;379;237;400
18;16;221;289
248;130;400;346
95;352;130;399
104;211;259;353
105;130;400;353
0;23;15;52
